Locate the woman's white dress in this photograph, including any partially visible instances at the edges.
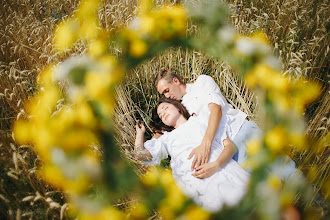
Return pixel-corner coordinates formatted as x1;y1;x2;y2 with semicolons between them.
144;116;250;212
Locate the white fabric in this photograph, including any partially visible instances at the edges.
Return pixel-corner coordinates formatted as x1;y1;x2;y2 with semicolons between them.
181;75;247;142
144;116;250;212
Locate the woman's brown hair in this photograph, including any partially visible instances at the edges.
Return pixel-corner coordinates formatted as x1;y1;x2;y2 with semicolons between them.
150;97;191;134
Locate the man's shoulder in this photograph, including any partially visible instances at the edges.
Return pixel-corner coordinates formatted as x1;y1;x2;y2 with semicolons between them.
193;75;216;87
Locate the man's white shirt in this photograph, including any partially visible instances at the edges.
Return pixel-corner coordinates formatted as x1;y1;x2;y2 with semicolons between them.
181;75;247;143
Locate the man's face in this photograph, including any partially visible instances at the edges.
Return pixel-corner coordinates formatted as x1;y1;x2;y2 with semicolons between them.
156;78;183;100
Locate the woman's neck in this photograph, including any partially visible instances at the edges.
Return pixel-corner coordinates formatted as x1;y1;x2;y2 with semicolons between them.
174;115;188;128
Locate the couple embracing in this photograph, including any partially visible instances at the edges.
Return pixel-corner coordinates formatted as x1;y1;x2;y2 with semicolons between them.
134;70;296;212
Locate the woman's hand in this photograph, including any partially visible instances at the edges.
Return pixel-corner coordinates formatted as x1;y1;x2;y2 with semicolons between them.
192;161;220;179
135;120;146;135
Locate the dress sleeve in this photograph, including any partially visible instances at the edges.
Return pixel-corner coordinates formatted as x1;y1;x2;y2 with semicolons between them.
195;75;226;107
144;138;169;165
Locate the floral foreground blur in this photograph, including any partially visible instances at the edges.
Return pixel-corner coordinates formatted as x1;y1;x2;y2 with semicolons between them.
13;0;322;219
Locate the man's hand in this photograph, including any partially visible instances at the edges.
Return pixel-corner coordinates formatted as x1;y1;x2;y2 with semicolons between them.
192;161;220;179
188;139;212;170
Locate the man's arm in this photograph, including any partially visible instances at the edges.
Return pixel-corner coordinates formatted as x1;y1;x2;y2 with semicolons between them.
188;103;222;169
134;121;152;160
192;138;237;179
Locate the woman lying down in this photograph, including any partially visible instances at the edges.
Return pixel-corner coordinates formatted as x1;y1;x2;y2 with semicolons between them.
134;97;250;212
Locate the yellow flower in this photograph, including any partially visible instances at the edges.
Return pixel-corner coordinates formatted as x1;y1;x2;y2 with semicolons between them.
76;0;100;20
251;31;270;45
78;206;125;220
267;174;282;191
280;192;294;206
89;39;106;57
54;21;78;50
268;91;291;112
158;204;174;220
245;64;276;89
160;169;175;186
33;128;54;161
288;132;306;151
141;167;159;187
159;170;186;211
246;138;263;155
241;159;259;170
292;79;321;113
139;15;156;35
130;39;148;58
183;205;211;220
40;164;90;194
265;126;287;153
38;66;56;87
138;0;155;14
74;102;97;128
13;120;32;145
57;129;97;152
128;202;148;219
163;184;186;211
79;19;99;40
271;73;290;92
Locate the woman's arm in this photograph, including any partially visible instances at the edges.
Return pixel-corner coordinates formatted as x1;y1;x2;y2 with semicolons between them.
192;138;237;179
134;120;152;160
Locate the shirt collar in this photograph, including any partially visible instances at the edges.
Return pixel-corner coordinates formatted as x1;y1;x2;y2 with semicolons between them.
181;83;192;101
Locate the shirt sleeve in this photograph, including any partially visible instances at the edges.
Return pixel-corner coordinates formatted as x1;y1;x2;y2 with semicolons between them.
194;75;226;107
144;138;169;165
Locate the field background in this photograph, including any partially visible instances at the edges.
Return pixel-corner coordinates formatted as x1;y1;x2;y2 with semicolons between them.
0;0;328;219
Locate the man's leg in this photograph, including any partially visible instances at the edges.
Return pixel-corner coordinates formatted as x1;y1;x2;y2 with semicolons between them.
232;120;262;165
233;120;299;181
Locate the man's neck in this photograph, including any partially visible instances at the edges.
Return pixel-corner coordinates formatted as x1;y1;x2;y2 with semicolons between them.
180;84;187;97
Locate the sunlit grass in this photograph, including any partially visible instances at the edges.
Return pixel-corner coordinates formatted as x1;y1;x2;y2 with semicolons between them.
0;0;328;218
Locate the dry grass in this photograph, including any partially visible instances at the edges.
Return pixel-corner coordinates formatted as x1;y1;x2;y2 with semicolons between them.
0;0;328;219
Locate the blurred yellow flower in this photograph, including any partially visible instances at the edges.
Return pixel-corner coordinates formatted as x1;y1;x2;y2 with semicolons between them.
54;21;78;50
79;19;99;40
246;138;263;155
265;126;287;153
183;205;211;220
280;192;294;206
267;175;282;191
74;102;97;128
138;0;155;14
89;39;106;57
268;90;291;112
288;132;306;151
13;120;32;145
40;164;90;194
292;79;320;113
130;39;148;58
57;129;97;152
245;63;276;89
160;169;175;185
158;204;174;220
139;15;156;35
141;167;159;187
128;202;148;219
76;0;100;20
251;31;270;45
78;206;125;220
163;184;186;211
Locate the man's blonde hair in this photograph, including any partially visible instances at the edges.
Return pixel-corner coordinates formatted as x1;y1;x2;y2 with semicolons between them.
153;69;184;90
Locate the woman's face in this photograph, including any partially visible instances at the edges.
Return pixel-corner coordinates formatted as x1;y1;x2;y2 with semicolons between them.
157;102;181;127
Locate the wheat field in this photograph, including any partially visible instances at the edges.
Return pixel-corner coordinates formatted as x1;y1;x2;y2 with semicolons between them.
0;0;328;219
